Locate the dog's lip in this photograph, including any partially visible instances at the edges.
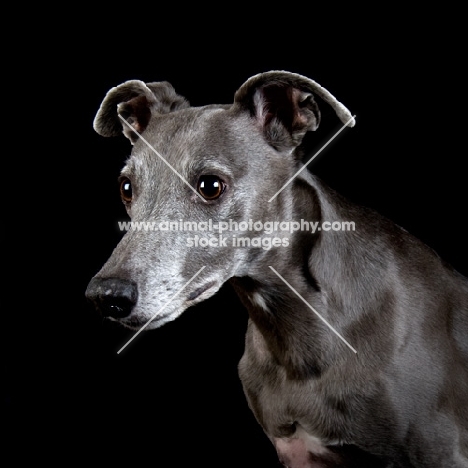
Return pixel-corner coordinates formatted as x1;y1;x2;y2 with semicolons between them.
107;315;144;330
186;280;217;301
116;309;177;330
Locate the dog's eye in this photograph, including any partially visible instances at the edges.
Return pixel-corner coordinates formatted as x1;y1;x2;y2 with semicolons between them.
197;175;225;200
119;177;133;203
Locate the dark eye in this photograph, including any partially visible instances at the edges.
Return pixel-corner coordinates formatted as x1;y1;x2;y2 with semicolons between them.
197;175;225;200
119;177;133;203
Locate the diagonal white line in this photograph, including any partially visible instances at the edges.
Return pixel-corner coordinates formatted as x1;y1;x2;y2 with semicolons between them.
117;266;206;354
118;115;205;201
268;266;357;353
268;115;356;202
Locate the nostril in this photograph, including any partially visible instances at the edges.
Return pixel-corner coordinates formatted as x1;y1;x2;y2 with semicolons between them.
100;296;134;318
85;277;138;318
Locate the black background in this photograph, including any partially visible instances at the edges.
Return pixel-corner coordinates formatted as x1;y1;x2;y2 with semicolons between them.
5;8;467;467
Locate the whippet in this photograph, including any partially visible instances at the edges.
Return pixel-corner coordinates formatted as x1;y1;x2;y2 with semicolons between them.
86;71;468;467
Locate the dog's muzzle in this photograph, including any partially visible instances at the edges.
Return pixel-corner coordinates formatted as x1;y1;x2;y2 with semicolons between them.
85;277;137;318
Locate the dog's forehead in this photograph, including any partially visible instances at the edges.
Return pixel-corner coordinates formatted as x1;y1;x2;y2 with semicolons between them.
127;104;263;174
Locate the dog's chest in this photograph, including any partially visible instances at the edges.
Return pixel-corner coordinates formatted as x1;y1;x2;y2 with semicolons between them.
238;320;349;444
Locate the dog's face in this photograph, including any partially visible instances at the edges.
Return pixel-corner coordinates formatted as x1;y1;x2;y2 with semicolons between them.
85;72;355;330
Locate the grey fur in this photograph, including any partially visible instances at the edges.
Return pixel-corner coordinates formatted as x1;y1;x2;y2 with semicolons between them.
86;71;468;468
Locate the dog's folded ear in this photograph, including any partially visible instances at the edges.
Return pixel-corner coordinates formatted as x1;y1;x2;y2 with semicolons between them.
234;71;355;152
93;80;190;144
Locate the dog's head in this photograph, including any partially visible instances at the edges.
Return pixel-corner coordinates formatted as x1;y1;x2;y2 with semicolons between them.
85;71;354;330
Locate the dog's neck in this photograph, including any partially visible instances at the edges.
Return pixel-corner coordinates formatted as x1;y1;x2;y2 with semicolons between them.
230;175;350;379
230;172;394;379
231;273;331;380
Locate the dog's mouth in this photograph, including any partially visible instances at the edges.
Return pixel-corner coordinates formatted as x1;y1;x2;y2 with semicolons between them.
186;280;217;302
114;280;220;330
112;315;148;329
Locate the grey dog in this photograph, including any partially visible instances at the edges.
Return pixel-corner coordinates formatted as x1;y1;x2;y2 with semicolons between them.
86;71;468;467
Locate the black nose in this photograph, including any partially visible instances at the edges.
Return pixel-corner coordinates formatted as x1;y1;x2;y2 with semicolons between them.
85;277;138;318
